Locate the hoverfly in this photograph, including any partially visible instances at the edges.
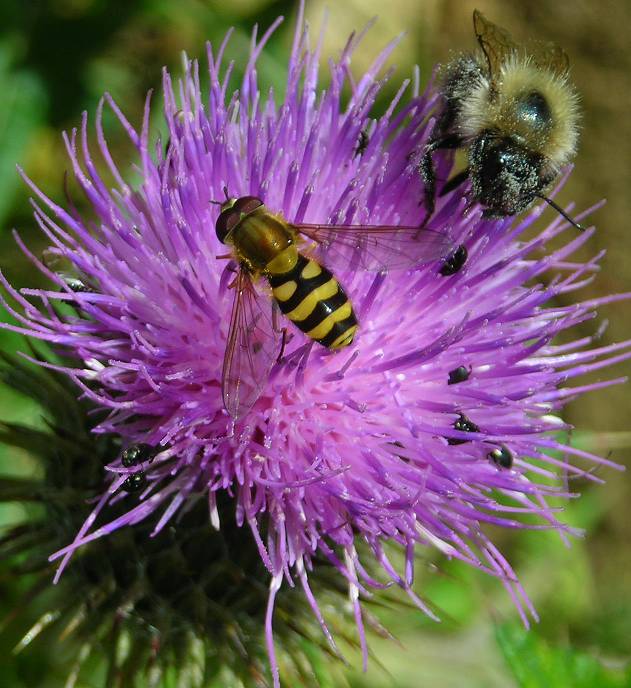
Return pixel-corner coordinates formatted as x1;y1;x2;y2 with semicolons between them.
215;194;453;420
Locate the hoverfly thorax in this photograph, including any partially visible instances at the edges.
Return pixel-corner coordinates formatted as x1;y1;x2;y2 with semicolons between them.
216;196;294;272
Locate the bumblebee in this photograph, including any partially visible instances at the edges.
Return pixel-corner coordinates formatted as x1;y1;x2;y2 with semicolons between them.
420;10;581;227
215;194;452;419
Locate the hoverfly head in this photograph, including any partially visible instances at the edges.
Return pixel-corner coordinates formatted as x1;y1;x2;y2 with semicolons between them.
214;195;264;244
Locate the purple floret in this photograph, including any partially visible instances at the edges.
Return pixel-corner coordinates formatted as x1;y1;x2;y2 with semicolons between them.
1;3;630;685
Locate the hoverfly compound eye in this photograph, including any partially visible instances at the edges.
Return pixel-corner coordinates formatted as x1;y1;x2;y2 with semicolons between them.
215;207;239;244
233;196;264;215
215;196;264;244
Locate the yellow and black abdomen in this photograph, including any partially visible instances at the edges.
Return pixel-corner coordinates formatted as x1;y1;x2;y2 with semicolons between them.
268;249;358;349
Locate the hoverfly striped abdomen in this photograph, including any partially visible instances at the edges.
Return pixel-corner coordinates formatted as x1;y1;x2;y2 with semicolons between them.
268;252;357;349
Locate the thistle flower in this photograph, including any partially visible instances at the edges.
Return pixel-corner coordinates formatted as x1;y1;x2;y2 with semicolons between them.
1;4;630;686
0;351;362;687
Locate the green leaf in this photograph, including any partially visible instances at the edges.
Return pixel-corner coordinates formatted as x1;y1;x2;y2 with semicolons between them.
0;42;47;227
495;622;631;688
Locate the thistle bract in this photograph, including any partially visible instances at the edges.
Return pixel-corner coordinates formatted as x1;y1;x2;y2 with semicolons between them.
1;4;629;685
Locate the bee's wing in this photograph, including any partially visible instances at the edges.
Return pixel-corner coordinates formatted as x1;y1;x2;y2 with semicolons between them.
292;222;453;273
532;40;570;75
473;9;517;79
222;268;281;420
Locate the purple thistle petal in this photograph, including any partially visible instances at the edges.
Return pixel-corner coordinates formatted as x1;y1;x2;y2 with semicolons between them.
2;3;631;684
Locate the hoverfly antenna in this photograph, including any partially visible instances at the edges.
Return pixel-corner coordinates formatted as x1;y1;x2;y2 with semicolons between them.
538;194;586;231
210;186;232;206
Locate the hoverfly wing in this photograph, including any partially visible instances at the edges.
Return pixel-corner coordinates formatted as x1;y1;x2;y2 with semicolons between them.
222;268;281;420
473;9;517;81
292;222;453;273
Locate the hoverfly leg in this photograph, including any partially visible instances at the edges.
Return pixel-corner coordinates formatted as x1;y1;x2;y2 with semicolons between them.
270;304;290;364
276;328;289;364
210;186;231;206
295;341;314;388
225;262;240;289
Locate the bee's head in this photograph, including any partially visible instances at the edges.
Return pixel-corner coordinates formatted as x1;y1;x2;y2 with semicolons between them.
214;195;264;243
469;133;550;217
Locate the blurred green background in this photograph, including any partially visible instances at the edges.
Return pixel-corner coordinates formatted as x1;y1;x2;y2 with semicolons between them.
0;0;629;686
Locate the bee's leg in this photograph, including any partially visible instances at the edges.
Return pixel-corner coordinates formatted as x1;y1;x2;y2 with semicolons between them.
480;207;507;220
439;167;470;197
419;135;464;226
419;148;437;223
